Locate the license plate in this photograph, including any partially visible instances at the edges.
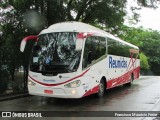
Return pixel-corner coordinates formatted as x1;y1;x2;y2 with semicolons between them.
44;90;53;94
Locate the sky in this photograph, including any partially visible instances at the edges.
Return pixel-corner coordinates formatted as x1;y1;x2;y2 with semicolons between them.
125;0;160;31
136;7;160;30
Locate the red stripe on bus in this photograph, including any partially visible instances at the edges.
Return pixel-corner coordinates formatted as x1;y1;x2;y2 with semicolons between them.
83;85;99;97
107;66;140;89
82;66;140;97
29;68;90;86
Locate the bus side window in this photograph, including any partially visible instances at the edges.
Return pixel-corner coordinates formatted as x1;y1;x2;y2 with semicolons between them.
83;37;92;68
108;38;118;55
91;36;106;61
83;36;106;69
108;38;139;58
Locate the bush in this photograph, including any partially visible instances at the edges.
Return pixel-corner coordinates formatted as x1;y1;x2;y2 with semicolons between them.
140;52;150;71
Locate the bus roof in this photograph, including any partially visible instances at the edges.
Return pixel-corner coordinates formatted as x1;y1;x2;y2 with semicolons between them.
39;21;138;49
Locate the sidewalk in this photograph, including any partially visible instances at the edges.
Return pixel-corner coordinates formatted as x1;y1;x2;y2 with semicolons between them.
0;93;29;102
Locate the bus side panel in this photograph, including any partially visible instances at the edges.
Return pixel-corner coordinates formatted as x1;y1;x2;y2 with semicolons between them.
82;58;107;97
106;55;140;89
82;54;140;96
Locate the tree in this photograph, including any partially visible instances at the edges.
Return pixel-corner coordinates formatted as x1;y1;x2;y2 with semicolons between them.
0;0;131;84
6;0;128;30
137;0;160;8
139;52;150;72
118;25;160;74
0;0;160;93
140;30;160;74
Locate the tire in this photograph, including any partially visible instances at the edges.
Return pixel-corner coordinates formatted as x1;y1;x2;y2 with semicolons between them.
125;74;134;86
97;79;105;97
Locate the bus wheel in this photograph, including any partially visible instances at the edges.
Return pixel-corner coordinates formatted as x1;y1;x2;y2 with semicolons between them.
97;79;105;97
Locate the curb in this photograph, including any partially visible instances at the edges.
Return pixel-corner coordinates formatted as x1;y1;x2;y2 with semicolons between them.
0;93;30;102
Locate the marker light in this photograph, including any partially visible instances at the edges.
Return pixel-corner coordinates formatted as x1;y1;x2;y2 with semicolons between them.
64;80;81;88
28;79;36;86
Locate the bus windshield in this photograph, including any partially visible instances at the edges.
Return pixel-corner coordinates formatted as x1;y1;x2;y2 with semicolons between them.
30;32;81;75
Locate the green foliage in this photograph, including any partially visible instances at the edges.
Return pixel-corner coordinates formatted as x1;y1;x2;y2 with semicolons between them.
0;0;129;84
0;0;160;84
6;0;128;29
118;25;160;75
139;52;150;70
137;0;159;8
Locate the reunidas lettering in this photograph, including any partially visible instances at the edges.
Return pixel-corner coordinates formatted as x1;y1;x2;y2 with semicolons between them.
109;56;127;68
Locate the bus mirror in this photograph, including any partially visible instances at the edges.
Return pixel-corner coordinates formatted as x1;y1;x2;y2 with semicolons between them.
20;36;38;52
20;40;26;52
76;39;83;51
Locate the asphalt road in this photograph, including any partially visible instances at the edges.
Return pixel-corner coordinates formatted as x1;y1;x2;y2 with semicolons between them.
0;76;160;120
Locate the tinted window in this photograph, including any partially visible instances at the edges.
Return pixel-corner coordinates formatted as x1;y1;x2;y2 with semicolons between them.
30;32;81;74
83;36;106;68
108;38;119;56
108;38;139;58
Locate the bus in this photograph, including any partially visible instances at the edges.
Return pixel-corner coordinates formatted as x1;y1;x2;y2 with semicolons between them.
20;21;140;98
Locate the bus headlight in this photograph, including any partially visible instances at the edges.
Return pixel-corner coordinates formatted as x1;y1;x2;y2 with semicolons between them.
64;80;81;88
28;79;36;86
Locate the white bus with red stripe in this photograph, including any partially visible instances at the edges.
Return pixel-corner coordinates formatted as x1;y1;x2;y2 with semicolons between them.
20;21;140;98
